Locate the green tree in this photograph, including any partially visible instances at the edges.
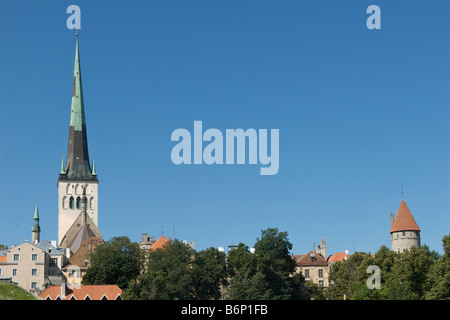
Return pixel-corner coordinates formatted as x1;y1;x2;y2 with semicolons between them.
144;239;195;300
227;228;304;300
424;234;450;300
82;236;144;290
227;271;273;300
304;281;326;300
191;247;229;300
125;239;200;300
385;246;434;299
227;243;253;277
327;252;371;299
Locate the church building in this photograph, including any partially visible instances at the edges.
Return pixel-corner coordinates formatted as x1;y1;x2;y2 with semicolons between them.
57;35;101;253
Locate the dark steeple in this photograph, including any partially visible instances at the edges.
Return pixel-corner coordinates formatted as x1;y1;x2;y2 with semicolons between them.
60;35;97;181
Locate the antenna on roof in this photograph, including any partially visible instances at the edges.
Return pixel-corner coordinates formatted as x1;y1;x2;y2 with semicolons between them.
161;225;164;235
401;178;404;199
173;224;176;239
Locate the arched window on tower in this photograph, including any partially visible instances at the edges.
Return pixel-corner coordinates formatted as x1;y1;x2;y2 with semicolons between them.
76;197;81;209
69;197;74;210
90;197;95;210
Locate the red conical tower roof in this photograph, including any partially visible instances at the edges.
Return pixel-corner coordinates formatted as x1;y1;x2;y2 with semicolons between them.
390;200;421;233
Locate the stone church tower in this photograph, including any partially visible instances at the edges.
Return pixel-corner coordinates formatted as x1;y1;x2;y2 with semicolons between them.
58;35;101;251
390;200;421;253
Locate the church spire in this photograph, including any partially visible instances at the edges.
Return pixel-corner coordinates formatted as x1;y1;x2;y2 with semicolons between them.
32;201;40;244
61;35;96;180
60;153;66;174
91;154;97;176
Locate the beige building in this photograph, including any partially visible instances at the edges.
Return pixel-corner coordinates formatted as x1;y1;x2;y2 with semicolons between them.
292;238;329;287
293;251;329;287
0;241;68;294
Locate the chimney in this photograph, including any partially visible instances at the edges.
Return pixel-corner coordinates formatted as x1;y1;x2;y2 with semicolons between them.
61;281;66;299
142;233;149;244
390;213;395;226
344;249;349;260
321;238;327;259
151;236;155;243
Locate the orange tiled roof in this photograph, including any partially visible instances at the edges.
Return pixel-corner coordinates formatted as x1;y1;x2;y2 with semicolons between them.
328;252;347;263
0;256;7;263
38;285;122;300
390;200;421;233
150;235;169;251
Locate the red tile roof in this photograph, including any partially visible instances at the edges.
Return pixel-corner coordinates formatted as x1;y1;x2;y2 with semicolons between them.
0;256;7;263
390;200;421;233
38;285;122;300
328;252;348;263
295;251;328;266
150;235;169;251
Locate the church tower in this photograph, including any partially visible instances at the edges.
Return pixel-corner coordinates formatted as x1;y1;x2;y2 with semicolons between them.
58;35;101;249
390;200;421;253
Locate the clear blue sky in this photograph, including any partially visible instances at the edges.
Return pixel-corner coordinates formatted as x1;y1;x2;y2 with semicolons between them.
1;0;449;255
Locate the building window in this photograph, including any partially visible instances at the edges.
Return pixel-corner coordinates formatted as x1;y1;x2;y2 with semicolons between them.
32;254;38;261
304;269;310;278
69;196;74;209
76;197;81;209
318;269;323;278
402;231;406;236
49;258;58;267
0;269;2;276
13;254;20;261
319;280;324;287
32;269;38;276
90;197;95;210
31;282;37;290
12;269;18;276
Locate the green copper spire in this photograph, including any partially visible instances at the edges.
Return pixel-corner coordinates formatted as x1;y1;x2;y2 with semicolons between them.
60;153;66;174
62;34;96;180
32;201;40;233
70;36;86;131
92;154;97;176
